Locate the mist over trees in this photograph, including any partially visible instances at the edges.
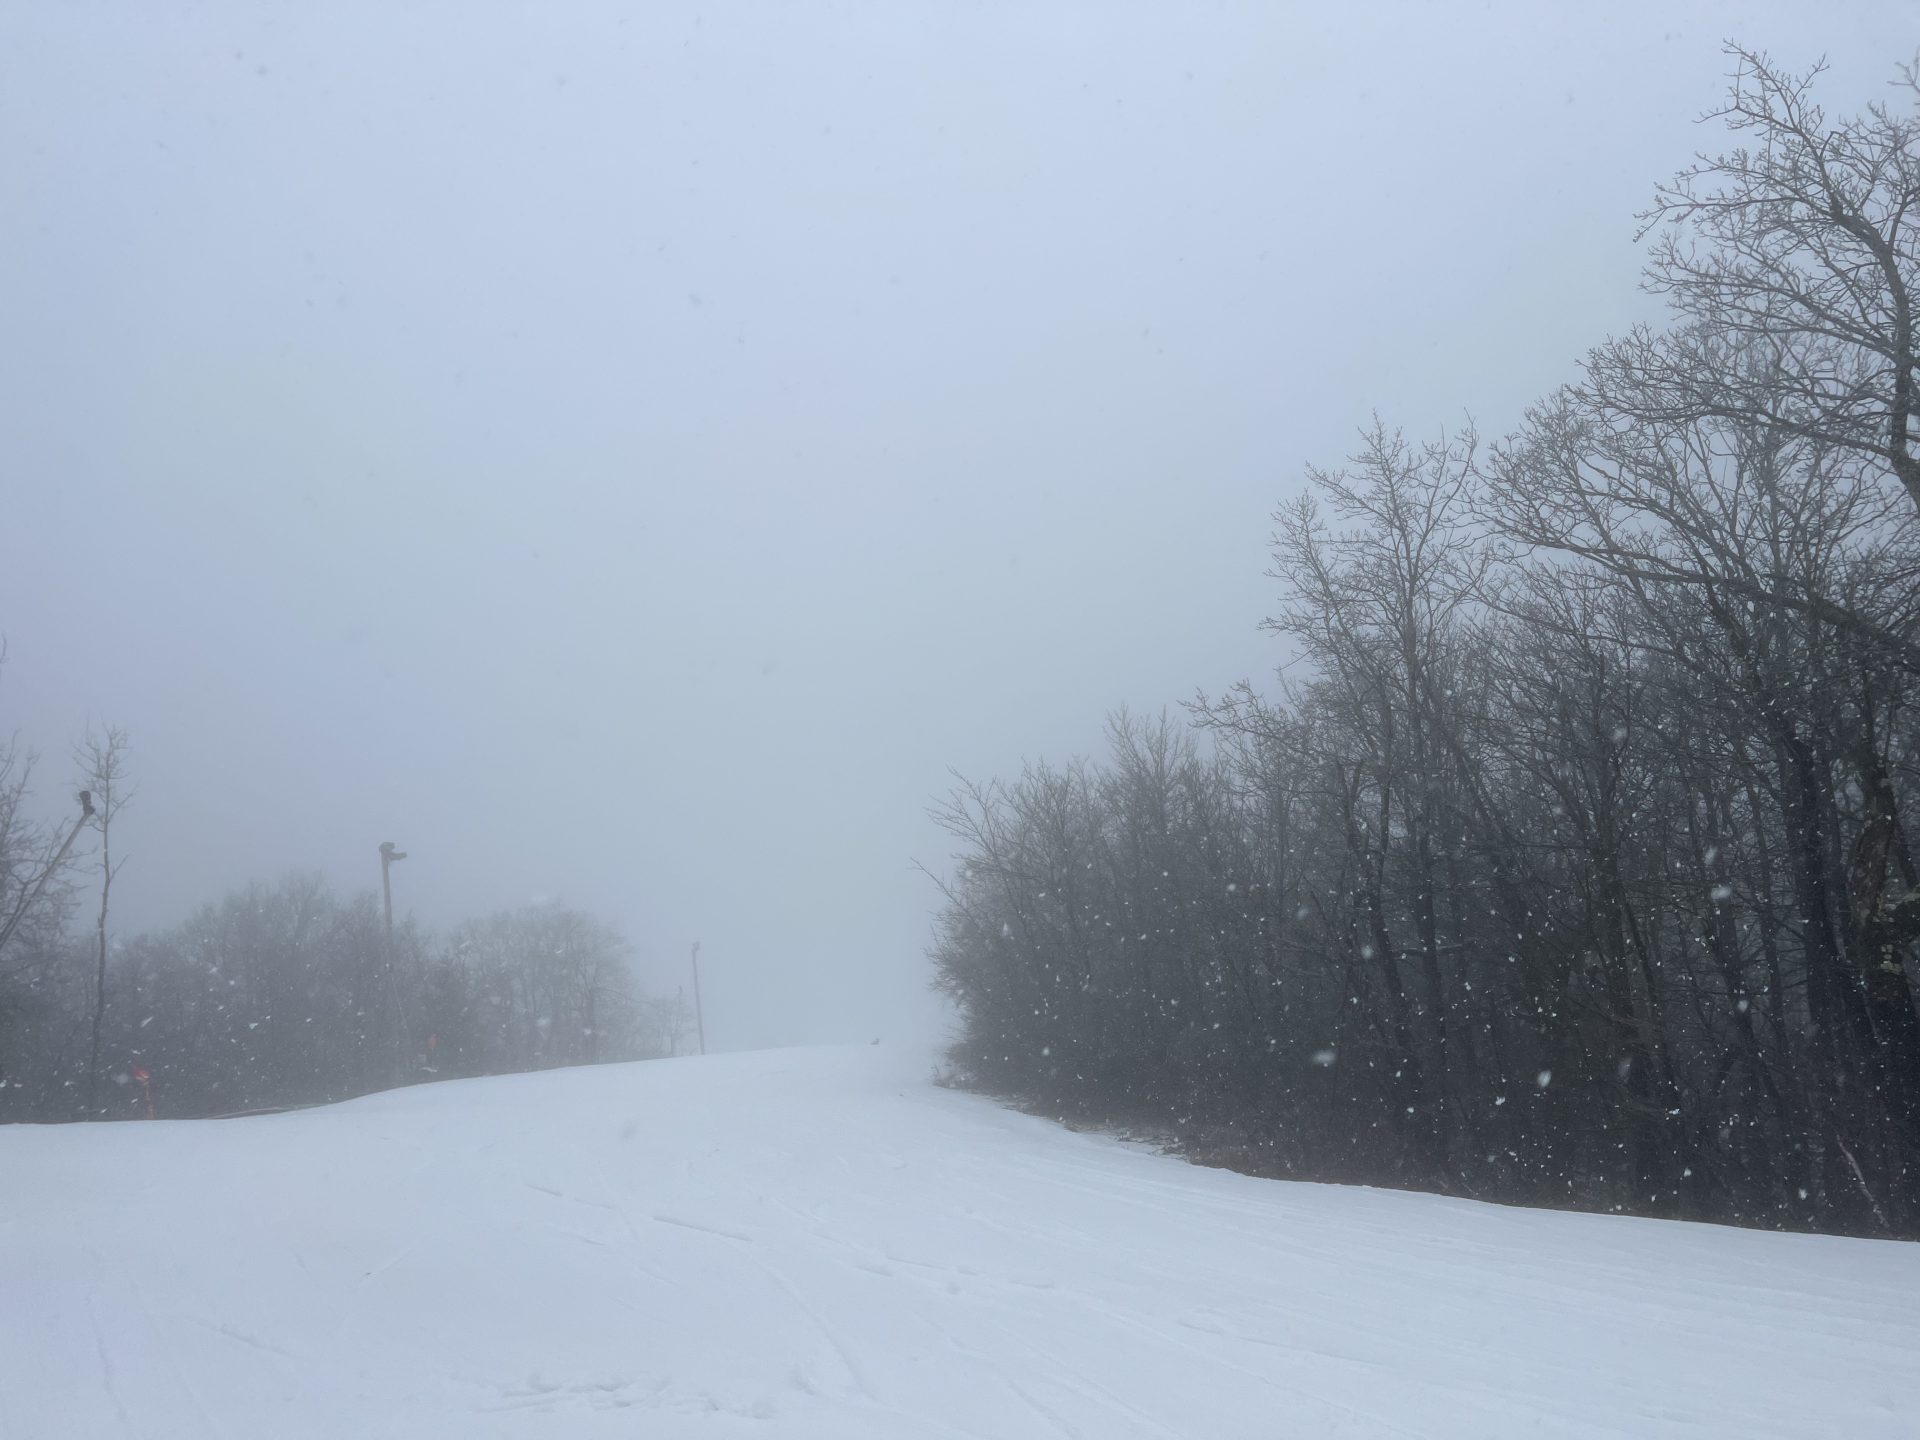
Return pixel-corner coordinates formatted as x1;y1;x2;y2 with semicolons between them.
931;49;1920;1238
0;724;691;1121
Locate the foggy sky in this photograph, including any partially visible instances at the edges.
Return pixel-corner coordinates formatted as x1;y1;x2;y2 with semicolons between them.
3;2;1912;1051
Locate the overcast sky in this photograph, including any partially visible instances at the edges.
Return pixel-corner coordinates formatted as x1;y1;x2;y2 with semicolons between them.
2;2;1912;1051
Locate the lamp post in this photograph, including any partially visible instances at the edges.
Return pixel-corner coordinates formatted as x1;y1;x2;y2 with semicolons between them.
379;841;407;955
379;841;407;1082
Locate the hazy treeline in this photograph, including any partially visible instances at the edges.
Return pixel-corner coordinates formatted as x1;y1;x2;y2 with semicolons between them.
932;50;1920;1237
0;740;690;1121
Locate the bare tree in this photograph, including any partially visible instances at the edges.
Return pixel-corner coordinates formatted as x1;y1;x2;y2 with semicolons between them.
1622;46;1920;512
77;727;131;1118
1483;330;1920;671
1264;421;1486;1182
0;781;93;963
924;43;1920;1238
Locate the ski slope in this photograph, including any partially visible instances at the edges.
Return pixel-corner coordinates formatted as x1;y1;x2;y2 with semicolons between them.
4;1045;1917;1439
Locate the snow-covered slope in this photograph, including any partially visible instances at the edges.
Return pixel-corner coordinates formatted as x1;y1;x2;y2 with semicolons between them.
4;1046;1916;1439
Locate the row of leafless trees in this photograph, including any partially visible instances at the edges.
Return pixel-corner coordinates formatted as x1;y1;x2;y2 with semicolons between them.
1;872;692;1121
0;730;689;1120
931;48;1920;1236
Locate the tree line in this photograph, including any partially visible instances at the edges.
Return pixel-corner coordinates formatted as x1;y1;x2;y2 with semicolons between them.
0;727;691;1122
929;49;1920;1237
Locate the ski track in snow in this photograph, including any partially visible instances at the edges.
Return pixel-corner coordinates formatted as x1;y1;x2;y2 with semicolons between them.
4;1044;1918;1439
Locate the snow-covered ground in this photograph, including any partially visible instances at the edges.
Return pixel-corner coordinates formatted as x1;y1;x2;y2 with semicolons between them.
4;1045;1916;1439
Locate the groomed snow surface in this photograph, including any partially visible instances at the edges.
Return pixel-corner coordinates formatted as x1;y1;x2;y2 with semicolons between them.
5;1046;1917;1439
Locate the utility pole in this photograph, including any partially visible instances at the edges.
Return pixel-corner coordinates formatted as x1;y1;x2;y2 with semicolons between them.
691;940;706;1055
379;841;407;1082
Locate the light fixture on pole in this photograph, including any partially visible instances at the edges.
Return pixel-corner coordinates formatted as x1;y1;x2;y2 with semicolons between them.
379;841;407;955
